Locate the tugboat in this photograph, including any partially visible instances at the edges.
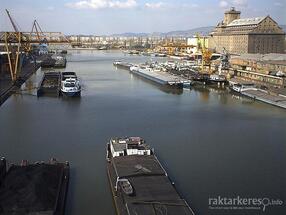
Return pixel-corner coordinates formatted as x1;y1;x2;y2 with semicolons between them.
61;72;81;97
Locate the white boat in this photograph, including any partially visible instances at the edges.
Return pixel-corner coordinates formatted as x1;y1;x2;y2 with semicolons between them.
61;72;81;97
230;83;257;93
209;74;227;82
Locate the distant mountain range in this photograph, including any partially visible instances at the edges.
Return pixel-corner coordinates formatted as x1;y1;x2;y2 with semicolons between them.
111;26;214;37
111;25;286;38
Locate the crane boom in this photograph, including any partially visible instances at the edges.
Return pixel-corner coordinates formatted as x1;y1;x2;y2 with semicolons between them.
5;9;19;32
196;33;212;72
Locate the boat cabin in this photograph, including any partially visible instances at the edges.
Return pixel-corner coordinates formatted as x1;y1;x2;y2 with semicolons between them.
110;137;152;158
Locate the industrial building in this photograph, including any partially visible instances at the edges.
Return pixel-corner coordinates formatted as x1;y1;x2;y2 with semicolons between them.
230;54;286;88
209;7;285;54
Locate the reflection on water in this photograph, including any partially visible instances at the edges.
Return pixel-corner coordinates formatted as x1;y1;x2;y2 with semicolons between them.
0;50;285;215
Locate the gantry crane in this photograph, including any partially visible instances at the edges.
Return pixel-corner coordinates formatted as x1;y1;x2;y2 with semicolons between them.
29;20;70;45
30;19;48;44
1;9;31;81
0;10;71;81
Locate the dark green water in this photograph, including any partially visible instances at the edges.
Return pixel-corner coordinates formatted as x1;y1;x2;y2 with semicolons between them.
0;50;285;215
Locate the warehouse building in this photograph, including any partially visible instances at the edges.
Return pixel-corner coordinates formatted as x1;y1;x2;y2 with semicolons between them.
209;7;285;54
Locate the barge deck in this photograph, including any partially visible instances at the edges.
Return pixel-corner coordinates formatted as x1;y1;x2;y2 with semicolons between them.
0;158;69;215
130;66;191;88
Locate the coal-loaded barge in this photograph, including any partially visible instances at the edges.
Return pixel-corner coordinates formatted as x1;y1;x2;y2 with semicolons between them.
0;157;69;215
130;65;191;88
37;72;61;97
37;71;81;97
106;137;195;215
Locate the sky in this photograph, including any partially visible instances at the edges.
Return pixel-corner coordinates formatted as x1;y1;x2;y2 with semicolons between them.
0;0;285;35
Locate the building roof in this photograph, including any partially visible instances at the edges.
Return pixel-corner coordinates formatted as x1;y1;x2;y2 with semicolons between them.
228;17;266;27
232;53;286;61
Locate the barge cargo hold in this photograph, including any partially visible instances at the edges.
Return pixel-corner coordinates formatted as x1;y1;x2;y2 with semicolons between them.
0;158;69;215
106;137;195;215
130;66;191;88
37;72;61;97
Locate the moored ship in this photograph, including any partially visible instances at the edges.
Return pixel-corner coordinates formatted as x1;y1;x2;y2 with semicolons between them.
106;137;195;215
61;72;81;97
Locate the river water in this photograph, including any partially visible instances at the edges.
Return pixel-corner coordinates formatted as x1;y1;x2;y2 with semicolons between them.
0;50;285;215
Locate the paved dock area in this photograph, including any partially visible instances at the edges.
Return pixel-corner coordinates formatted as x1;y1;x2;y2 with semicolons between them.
0;60;40;106
242;89;286;109
108;155;195;215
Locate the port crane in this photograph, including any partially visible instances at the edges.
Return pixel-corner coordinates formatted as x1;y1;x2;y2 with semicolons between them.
0;9;32;81
209;34;230;75
28;19;70;45
30;20;48;45
0;9;70;81
195;33;212;73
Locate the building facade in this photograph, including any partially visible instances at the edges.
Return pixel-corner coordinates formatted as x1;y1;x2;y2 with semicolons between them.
209;7;285;54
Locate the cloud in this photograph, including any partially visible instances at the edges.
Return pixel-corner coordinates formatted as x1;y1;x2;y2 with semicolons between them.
219;0;248;9
274;2;283;6
190;3;199;8
145;2;164;9
232;0;247;7
47;6;55;11
219;0;229;8
66;0;137;10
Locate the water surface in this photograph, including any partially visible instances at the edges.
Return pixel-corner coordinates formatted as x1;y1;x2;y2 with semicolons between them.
0;50;285;215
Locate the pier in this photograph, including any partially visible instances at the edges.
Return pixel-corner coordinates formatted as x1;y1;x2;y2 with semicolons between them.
241;89;286;109
0;54;41;106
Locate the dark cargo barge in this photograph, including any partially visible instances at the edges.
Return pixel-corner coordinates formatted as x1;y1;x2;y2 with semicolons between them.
37;72;61;97
106;137;195;215
41;55;67;69
0;157;69;215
